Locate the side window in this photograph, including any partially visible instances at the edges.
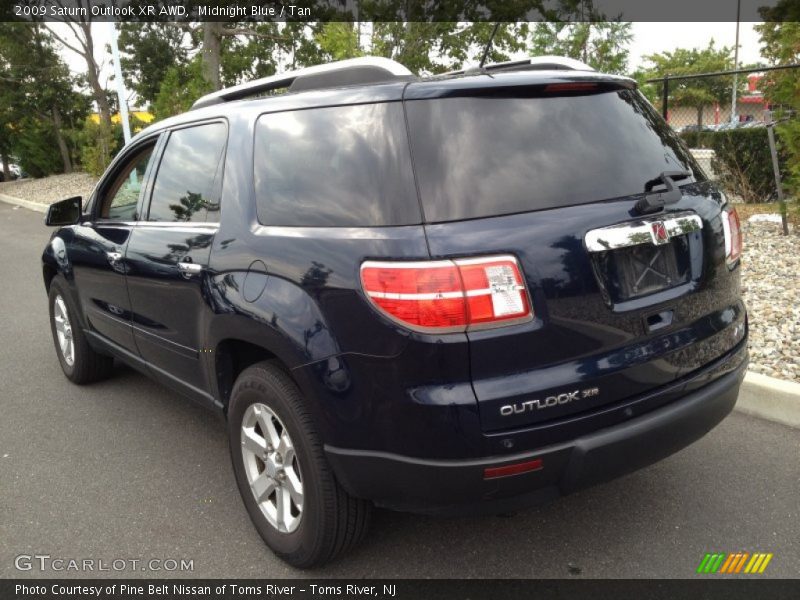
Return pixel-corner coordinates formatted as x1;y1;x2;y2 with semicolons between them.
253;103;420;227
147;122;227;223
99;145;155;221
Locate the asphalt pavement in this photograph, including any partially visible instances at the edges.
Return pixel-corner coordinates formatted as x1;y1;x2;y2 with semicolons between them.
0;200;798;579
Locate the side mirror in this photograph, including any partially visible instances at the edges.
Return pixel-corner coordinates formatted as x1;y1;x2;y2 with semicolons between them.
45;196;82;227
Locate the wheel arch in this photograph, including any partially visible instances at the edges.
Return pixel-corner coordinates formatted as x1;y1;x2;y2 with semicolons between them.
215;338;284;411
42;262;57;291
42;232;75;289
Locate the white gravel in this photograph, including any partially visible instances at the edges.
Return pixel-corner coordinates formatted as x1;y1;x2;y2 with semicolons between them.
0;173;97;205
741;217;800;382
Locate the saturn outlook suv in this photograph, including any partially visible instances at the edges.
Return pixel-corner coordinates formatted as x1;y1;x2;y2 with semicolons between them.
42;56;747;567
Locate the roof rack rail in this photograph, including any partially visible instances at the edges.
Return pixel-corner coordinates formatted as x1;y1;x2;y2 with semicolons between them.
444;56;594;77
191;57;413;110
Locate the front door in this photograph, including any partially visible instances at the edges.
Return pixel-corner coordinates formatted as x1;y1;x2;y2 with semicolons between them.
124;121;228;398
71;140;158;352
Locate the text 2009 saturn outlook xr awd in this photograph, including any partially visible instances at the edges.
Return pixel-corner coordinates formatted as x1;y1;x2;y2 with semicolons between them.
42;56;747;567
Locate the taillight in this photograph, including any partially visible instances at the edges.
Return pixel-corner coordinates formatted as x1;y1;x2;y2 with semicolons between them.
543;82;598;93
721;207;742;266
360;255;532;333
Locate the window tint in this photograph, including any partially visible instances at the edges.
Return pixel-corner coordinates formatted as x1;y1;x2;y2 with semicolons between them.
148;122;227;222
253;103;420;227
100;145;154;221
405;90;706;223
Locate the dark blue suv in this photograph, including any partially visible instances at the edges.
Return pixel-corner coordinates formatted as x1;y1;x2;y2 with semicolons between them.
42;57;747;568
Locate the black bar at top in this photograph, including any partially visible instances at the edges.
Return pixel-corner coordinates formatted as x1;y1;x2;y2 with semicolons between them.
0;0;794;23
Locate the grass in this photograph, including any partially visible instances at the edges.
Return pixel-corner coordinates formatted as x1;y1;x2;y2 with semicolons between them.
733;198;799;229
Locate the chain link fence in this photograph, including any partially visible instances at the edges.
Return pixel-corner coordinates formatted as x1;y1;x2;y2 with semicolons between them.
644;65;799;213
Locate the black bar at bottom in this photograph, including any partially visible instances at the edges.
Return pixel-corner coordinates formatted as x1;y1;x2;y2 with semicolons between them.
3;579;799;600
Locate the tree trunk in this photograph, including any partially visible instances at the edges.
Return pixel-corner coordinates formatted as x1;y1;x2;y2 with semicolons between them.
51;106;73;174
80;22;112;128
203;23;223;90
697;105;704;127
582;24;589;64
1;153;10;181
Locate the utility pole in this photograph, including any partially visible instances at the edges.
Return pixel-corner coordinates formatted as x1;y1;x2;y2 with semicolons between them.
353;0;360;53
108;22;131;145
765;110;788;236
730;0;741;124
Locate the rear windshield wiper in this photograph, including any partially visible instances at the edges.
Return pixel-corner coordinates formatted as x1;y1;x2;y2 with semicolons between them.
635;170;692;214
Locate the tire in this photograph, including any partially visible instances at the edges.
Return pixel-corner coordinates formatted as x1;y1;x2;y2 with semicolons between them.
228;361;371;568
48;276;114;384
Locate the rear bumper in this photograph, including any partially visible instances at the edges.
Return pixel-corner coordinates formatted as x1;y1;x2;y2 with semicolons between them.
325;349;747;515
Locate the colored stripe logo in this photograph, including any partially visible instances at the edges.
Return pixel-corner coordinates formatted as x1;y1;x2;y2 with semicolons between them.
697;552;773;574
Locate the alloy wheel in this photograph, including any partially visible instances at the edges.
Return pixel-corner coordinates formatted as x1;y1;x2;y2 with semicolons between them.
241;403;304;533
53;295;74;367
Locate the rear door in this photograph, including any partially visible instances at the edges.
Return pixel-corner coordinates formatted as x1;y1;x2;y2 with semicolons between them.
404;78;746;432
124;121;228;398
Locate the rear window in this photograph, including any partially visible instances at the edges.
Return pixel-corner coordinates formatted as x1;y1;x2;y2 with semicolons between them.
254;103;420;227
405;89;705;223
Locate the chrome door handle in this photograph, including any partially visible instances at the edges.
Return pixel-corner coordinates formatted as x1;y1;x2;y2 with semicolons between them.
177;261;203;276
106;251;123;264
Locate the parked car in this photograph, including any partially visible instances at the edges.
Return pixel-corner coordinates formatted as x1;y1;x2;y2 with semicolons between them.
41;56;748;568
676;124;706;133
0;163;21;182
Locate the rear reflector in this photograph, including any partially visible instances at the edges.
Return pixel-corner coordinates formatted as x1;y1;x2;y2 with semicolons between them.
360;255;532;333
721;207;742;266
484;458;543;480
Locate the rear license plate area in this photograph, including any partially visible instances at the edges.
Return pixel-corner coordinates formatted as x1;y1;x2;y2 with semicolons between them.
596;236;691;302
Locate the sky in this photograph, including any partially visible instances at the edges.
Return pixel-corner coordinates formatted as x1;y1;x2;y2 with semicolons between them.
628;22;763;68
53;21;765;107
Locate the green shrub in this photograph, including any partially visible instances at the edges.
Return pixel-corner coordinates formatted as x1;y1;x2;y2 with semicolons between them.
776;119;800;197
12;117;63;178
679;127;790;202
79;120;117;177
111;114;149;151
78;114;151;177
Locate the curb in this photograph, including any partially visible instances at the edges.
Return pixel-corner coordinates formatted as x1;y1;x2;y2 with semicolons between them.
735;371;800;429
0;192;48;214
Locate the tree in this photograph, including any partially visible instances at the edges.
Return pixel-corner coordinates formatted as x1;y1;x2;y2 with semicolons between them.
458;22;529;67
370;22;461;74
219;23;287;86
46;1;112;128
755;7;800;197
132;21;325;120
117;23;189;107
315;22;363;61
640;40;735;126
0;23;89;176
0;30;14;179
279;23;328;70
526;22;633;74
152;56;213;120
164;22;287;91
367;22;527;75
